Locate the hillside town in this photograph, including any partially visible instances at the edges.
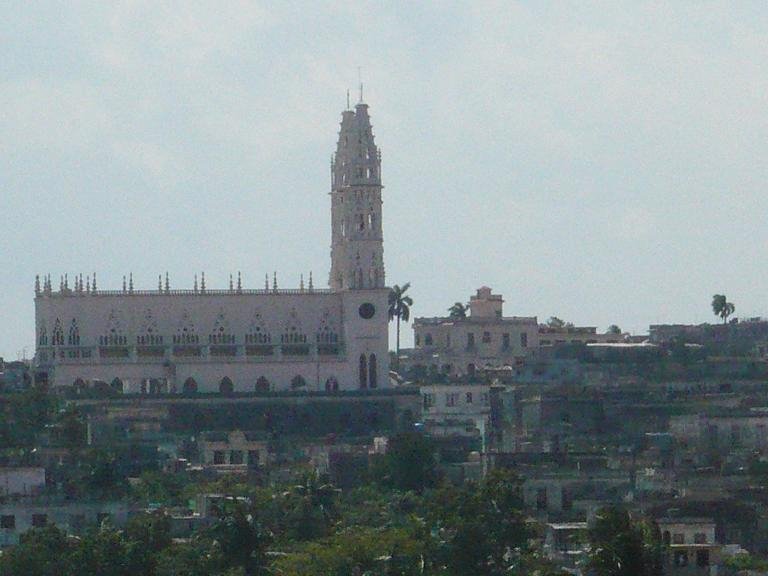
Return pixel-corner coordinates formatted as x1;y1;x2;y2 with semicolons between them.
1;92;768;575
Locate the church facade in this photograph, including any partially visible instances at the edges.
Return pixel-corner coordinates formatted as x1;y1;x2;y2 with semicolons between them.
34;102;390;394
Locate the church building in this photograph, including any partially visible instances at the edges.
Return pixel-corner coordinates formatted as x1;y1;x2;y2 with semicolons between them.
34;101;390;394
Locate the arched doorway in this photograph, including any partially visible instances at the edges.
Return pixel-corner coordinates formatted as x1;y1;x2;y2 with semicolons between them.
359;354;368;389
291;375;307;390
325;376;339;392
110;378;123;393
369;354;377;388
72;378;86;395
182;377;198;394
255;376;270;394
219;377;234;395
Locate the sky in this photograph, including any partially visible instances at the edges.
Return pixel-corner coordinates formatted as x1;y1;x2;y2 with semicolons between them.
3;1;768;359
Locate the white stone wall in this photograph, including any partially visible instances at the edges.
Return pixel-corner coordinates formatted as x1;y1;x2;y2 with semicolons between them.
0;468;45;496
36;288;389;392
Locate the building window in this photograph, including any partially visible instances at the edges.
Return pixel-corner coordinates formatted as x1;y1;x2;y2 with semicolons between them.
673;533;685;544
369;354;378;388
482;331;491;344
467;333;475;349
230;450;244;465
696;550;710;567
465;392;473;404
425;333;433;346
674;551;689;567
415;334;421;346
446;334;451;347
446;393;458;407
694;532;707;544
521;333;528;348
32;514;47;528
481;393;489;406
213;451;225;465
67;319;80;346
502;333;510;349
0;515;15;530
359;355;368;389
248;450;261;466
52;318;64;346
423;393;434;409
536;488;547;510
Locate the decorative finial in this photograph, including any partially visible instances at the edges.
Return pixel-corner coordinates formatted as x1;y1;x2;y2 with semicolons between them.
122;276;127;292
158;274;163;291
165;272;169;293
309;271;314;291
346;88;350;110
59;275;63;292
35;275;40;294
300;273;305;291
194;274;198;292
358;66;363;103
237;271;242;293
264;273;269;290
79;274;84;293
229;273;234;292
92;272;97;292
129;272;134;293
86;276;90;293
272;271;277;291
200;272;206;292
64;273;69;291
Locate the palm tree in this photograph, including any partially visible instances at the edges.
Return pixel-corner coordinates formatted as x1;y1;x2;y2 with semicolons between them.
388;283;413;367
712;294;735;324
448;302;468;319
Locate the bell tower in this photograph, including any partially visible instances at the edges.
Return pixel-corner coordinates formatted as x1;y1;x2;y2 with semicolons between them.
329;100;385;291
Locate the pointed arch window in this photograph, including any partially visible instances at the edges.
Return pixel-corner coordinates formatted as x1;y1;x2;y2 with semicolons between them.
369;354;378;389
52;319;64;346
137;308;163;346
359;354;368;389
291;375;307;390
67;319;80;346
325;377;339;392
182;378;198;394
38;326;48;346
209;309;235;344
219;377;234;395
255;376;270;394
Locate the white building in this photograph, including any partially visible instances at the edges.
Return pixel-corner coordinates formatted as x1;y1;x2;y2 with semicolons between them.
34;101;390;393
406;287;539;377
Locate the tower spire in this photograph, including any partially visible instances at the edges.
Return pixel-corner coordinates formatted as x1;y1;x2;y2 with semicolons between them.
329;99;385;291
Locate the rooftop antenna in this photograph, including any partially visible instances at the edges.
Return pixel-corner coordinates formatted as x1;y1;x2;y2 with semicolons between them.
346;89;350;110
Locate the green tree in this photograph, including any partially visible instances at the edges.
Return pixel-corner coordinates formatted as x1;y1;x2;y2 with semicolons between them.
283;471;341;541
712;294;735;324
124;512;173;575
67;524;132;576
388;283;413;367
208;502;272;576
378;432;437;492
588;506;662;576
0;524;73;576
448;302;468;319
607;324;622;334
428;469;531;576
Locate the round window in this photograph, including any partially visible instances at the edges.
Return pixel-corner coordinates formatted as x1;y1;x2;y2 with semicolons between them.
358;303;376;319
